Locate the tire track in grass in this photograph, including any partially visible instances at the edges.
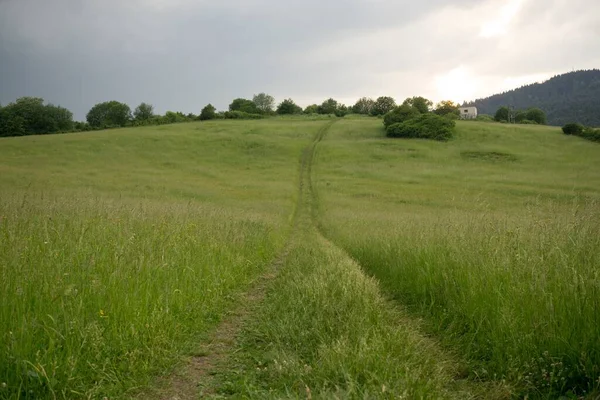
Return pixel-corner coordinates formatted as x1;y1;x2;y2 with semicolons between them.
138;121;335;400
205;119;510;399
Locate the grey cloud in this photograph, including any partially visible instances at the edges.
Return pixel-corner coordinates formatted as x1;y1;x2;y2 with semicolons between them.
0;0;598;119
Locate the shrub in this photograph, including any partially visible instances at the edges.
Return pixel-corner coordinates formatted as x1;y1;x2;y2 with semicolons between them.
475;114;494;122
276;99;302;115
199;104;217;121
581;127;600;142
562;123;584;135
383;105;420;129
86;101;131;128
223;111;264;119
386;113;455;141
519;119;538;124
494;106;510;122
304;104;319;114
229;98;259;114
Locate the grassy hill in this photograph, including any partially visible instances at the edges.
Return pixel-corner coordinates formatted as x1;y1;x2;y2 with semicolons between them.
1;118;599;399
468;69;600;126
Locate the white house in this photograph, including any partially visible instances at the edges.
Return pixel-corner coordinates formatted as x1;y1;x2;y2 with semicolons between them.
459;106;478;119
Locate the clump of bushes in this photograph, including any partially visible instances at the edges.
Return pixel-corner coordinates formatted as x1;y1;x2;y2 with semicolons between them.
223;111;264;120
562;123;600;142
386;113;455;141
383;105;420;129
562;123;584;135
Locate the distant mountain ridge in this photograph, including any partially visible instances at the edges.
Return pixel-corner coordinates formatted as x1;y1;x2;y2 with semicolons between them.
466;69;600;126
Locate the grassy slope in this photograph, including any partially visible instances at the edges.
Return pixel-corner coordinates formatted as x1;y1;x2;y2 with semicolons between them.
317;120;600;397
211;121;500;399
0;119;326;398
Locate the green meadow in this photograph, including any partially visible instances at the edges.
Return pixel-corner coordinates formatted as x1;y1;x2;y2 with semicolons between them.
1;117;599;399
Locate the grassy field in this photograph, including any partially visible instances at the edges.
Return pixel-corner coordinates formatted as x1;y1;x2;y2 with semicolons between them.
1;117;599;399
316;120;600;398
0;119;327;398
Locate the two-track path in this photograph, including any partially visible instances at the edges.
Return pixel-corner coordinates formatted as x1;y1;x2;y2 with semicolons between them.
144;120;500;399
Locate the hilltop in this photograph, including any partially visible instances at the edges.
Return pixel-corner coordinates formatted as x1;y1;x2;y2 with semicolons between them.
467;69;600;126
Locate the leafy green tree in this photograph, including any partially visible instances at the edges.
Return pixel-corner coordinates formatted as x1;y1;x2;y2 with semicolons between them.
433;100;460;116
383;105;420;128
0;106;25;137
402;96;433;114
199;104;217;121
229;98;259;114
134;103;154;121
524;108;547;125
0;97;74;136
252;93;275;114
304;104;319;114
318;98;339;114
494;106;510;122
276;99;303;115
334;104;349;117
371;96;396;116
352;97;375;115
86;101;132;128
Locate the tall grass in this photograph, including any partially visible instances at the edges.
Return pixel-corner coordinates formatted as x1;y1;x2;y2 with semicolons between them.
316;119;600;397
215;230;492;399
0;195;279;398
0;119;329;398
327;205;600;397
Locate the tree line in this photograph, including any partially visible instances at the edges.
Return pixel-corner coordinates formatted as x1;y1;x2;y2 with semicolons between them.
0;94;467;138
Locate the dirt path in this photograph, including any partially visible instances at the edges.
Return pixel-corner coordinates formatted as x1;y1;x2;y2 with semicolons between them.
139;121;337;400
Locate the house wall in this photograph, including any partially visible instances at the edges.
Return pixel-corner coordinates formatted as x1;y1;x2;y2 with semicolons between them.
459;107;478;119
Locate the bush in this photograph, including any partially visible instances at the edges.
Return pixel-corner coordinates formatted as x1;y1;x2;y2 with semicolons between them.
276;99;302;115
495;106;510;122
562;123;584;135
199;104;217;121
223;111;264;119
475;114;495;122
386;113;455;141
581;127;600;142
86;101;131;128
229;98;259;114
383;105;420;129
0;97;74;136
519;119;538;125
371;96;397;116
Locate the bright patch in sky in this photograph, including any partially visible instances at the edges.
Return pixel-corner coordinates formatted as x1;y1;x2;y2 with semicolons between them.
435;66;478;103
500;73;553;91
480;0;525;38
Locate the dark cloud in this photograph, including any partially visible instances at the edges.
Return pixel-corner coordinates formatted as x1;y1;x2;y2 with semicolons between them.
0;0;598;119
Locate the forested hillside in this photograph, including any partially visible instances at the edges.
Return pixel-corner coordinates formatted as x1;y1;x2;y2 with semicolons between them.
468;69;600;126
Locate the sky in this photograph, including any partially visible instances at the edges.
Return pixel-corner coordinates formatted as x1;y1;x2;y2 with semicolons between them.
1;0;599;120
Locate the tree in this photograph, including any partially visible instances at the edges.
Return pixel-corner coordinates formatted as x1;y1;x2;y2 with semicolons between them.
371;96;396;116
86;101;132;128
0;97;74;136
304;104;319;114
494;106;510;122
134;102;154;121
276;99;303;115
433;100;460;117
199;104;216;120
318;98;339;114
229;98;259;114
383;105;420;128
524;108;547;125
352;97;375;115
252;93;275;114
402;96;433;114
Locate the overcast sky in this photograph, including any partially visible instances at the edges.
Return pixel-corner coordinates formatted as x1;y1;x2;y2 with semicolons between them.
1;0;599;119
